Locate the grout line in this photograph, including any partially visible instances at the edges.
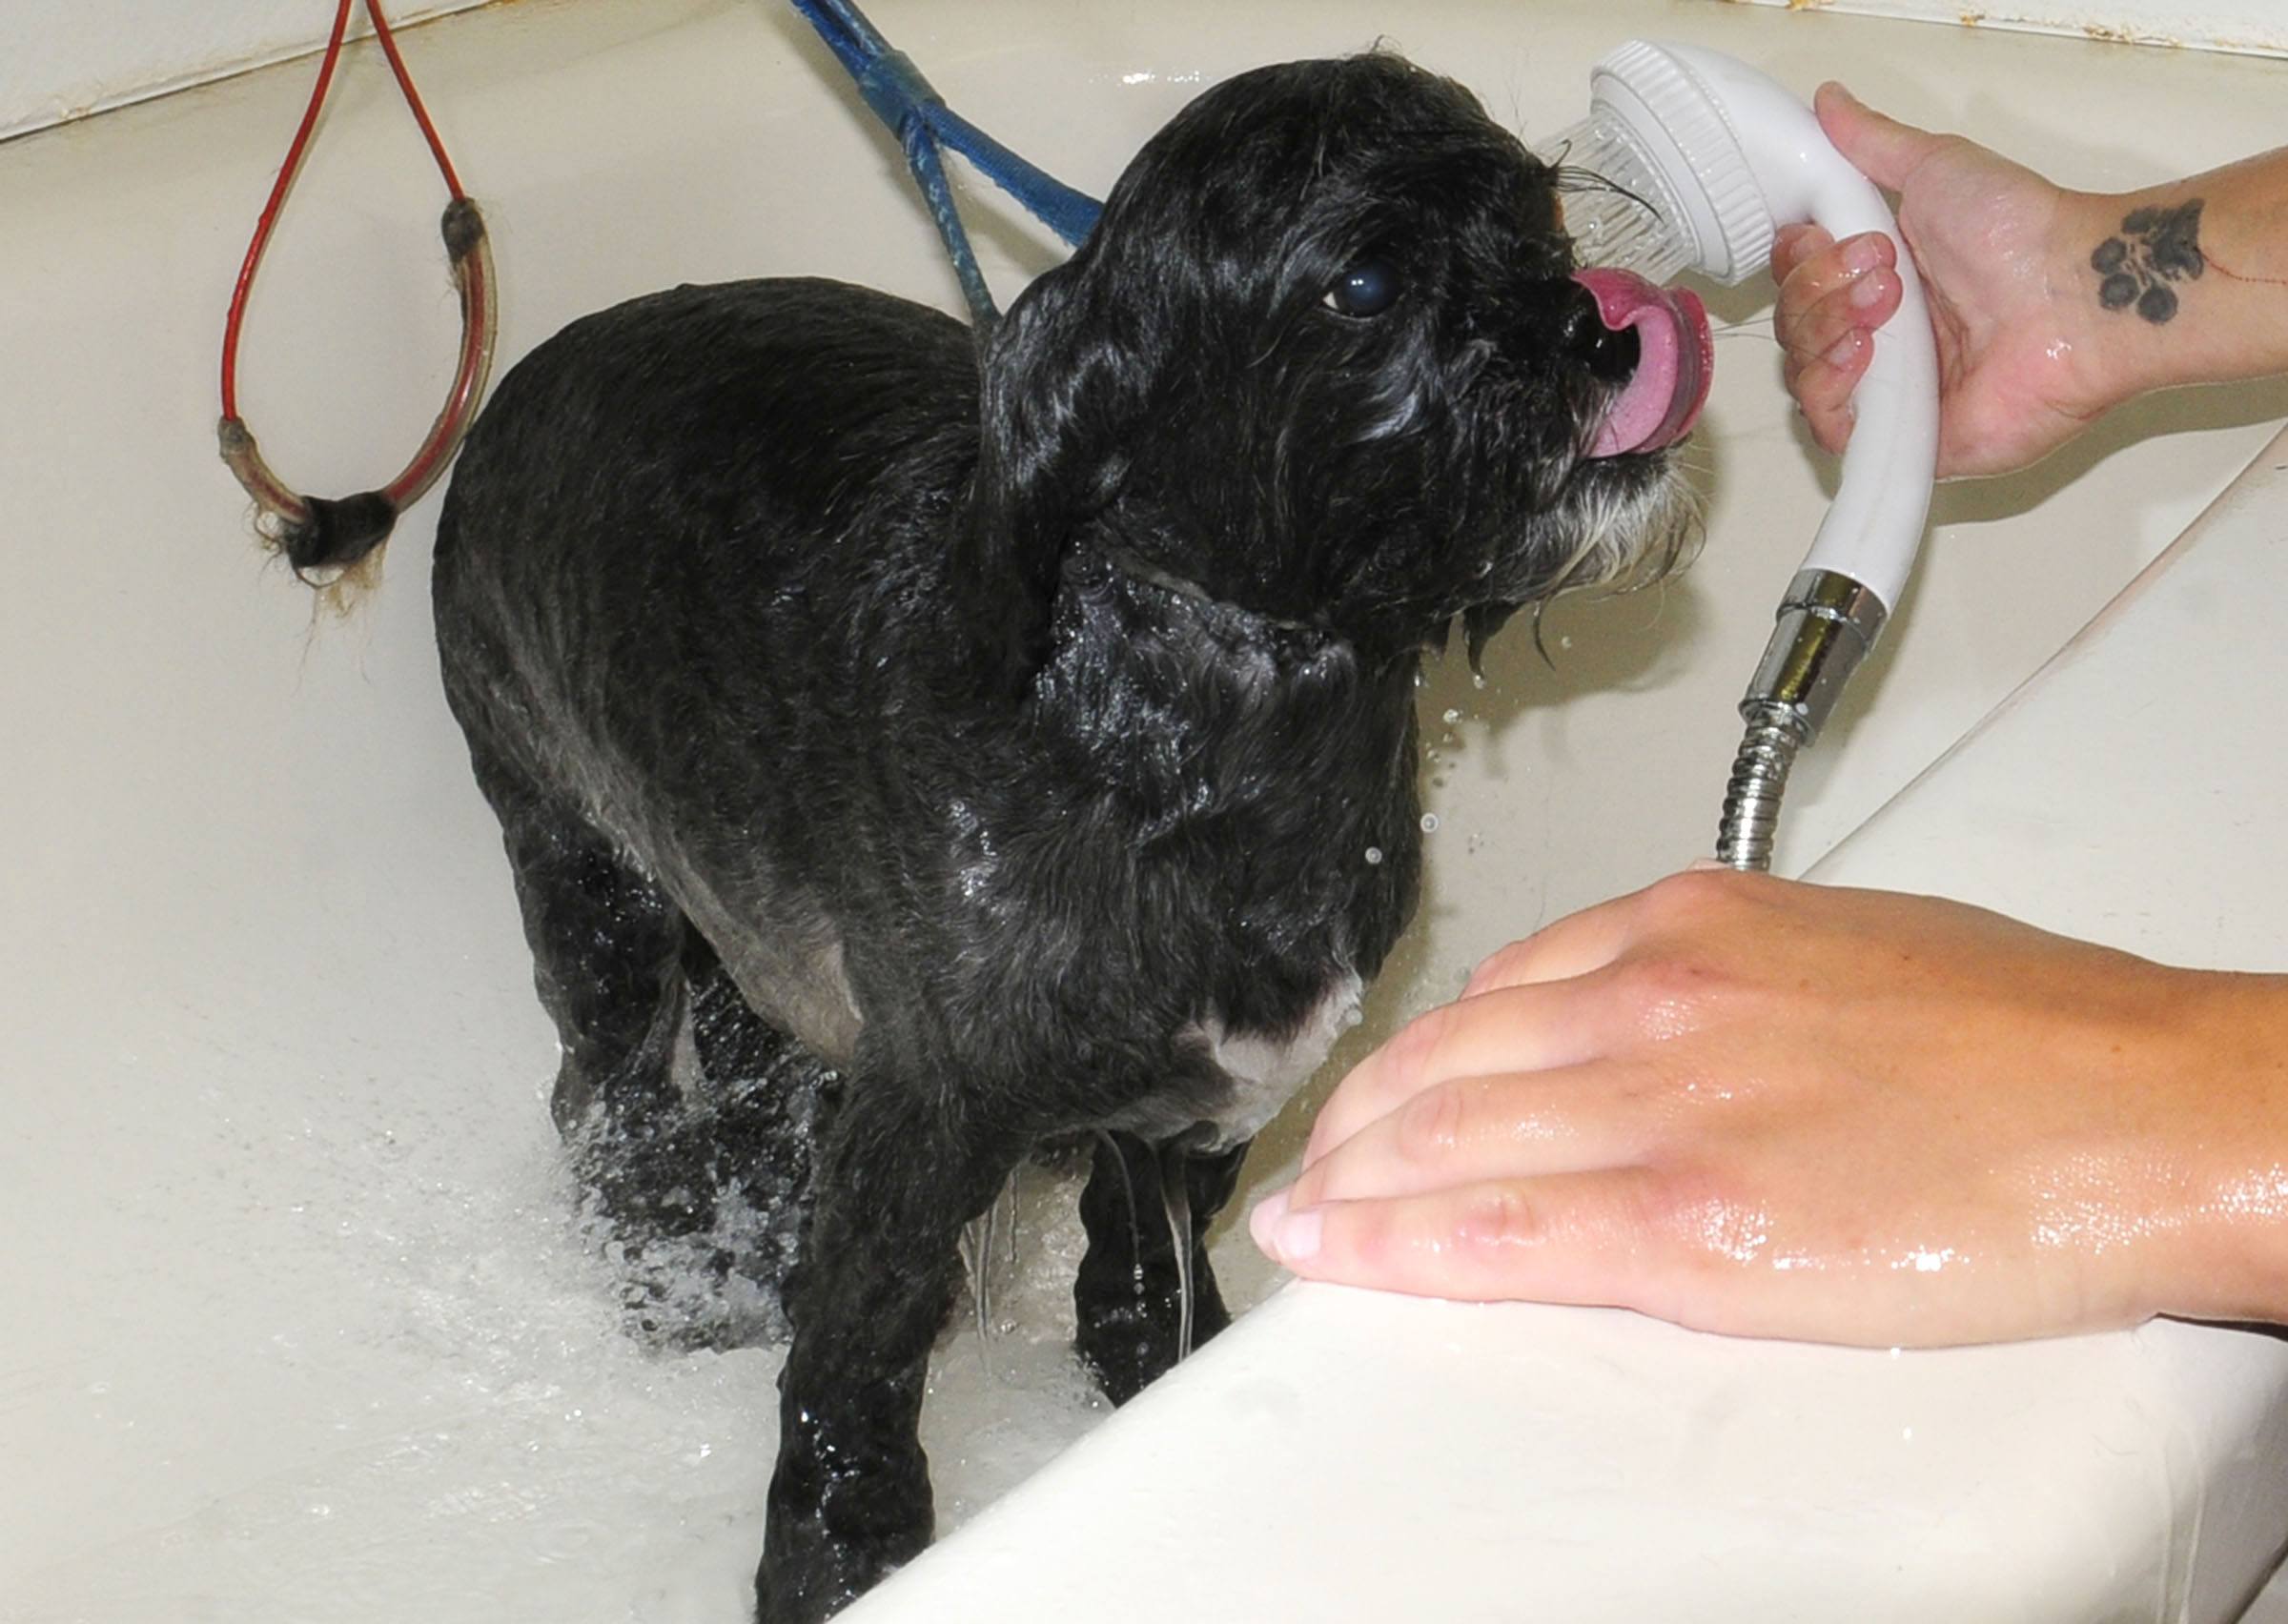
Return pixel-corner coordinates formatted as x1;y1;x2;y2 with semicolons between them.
0;0;510;148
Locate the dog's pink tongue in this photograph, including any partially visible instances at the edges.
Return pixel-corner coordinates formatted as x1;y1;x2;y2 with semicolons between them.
1571;268;1714;457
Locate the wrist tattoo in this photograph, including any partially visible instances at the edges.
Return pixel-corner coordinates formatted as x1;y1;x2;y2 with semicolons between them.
2091;199;2204;324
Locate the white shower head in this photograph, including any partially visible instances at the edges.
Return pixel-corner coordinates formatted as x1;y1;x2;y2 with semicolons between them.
1554;39;1940;615
1545;41;1946;868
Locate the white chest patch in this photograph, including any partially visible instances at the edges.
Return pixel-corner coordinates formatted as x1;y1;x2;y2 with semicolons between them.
1189;970;1364;1148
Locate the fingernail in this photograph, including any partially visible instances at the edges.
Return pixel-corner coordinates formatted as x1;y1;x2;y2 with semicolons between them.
1849;269;1890;309
1842;234;1885;274
1276;1207;1323;1263
1249;1187;1291;1255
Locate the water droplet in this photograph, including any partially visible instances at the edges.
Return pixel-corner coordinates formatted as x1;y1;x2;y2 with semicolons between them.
1363;846;1383;865
1471;673;1487;690
1441;708;1461;724
1420;814;1440;833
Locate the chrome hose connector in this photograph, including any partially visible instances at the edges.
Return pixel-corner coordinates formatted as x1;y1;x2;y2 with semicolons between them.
1714;569;1889;871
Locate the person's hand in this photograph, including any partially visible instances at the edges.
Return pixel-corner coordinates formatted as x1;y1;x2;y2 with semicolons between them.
1770;85;2109;478
1252;870;2288;1347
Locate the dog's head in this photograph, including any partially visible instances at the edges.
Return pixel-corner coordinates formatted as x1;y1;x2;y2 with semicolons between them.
970;52;1705;673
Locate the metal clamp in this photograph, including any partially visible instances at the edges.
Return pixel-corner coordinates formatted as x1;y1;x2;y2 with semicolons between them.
1715;569;1890;871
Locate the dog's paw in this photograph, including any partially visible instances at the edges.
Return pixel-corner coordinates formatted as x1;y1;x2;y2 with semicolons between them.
1073;1286;1234;1407
1074;1314;1168;1408
754;1457;933;1624
569;1087;827;1350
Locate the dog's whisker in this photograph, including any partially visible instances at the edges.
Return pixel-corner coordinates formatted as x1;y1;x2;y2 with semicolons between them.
1546;463;1706;603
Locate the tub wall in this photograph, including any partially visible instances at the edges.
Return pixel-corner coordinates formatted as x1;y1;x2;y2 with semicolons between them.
0;1;490;140
10;0;2278;147
1725;0;2286;56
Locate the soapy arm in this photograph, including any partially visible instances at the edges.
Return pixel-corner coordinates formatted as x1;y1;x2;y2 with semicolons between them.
1775;85;2288;478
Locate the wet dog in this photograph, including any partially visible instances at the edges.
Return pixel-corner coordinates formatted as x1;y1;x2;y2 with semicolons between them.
415;51;1706;1623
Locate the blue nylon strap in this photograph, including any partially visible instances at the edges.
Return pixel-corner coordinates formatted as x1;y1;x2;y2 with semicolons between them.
899;113;998;329
786;0;1106;326
923;102;1103;249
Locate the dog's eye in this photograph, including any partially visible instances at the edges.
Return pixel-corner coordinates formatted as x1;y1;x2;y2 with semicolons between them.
1324;259;1399;318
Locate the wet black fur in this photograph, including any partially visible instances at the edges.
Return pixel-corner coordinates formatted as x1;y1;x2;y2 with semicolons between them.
425;55;1684;1623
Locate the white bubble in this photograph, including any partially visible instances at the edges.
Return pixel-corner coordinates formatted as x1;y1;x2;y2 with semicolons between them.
1420;814;1440;833
1441;708;1460;724
1363;846;1384;865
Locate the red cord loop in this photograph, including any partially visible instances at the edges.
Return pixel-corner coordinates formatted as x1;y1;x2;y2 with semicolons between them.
217;0;497;579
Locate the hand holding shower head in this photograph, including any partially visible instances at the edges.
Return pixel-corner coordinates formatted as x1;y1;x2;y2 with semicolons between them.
1548;42;1942;870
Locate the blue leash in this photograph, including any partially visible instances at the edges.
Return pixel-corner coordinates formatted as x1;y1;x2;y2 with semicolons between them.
787;0;1106;329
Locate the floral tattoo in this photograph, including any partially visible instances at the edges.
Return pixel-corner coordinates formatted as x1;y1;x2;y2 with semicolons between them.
2091;199;2204;324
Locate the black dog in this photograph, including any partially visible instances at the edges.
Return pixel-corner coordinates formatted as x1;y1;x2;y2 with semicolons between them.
397;52;1703;1623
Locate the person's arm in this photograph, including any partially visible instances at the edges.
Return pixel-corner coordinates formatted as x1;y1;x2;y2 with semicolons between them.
1252;872;2288;1346
1773;85;2288;478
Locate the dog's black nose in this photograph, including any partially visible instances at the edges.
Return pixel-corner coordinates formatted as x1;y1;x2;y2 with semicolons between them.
1561;282;1642;384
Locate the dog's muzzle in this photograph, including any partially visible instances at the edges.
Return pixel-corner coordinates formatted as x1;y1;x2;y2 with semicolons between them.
1572;268;1714;457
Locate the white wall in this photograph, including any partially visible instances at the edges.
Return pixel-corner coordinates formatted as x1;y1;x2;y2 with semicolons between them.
1724;0;2284;56
0;0;491;141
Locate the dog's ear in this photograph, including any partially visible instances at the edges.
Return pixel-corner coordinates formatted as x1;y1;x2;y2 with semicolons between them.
958;248;1165;691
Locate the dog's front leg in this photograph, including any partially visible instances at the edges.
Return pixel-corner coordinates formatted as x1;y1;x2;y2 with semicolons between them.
1074;1133;1250;1406
756;1084;1008;1623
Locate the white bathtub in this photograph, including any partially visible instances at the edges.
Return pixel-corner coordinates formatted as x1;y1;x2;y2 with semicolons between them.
4;0;2284;1618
